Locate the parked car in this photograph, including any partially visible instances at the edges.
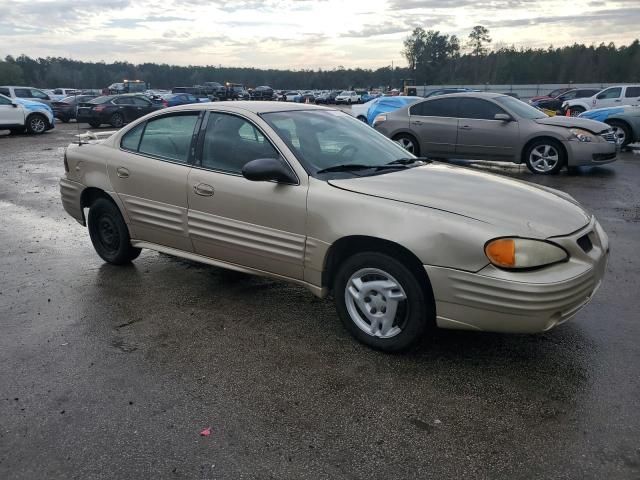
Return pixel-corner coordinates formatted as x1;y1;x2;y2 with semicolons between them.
532;88;601;112
579;106;640;147
171;86;211;101
335;91;360;104
52;95;98;122
529;87;574;103
0;93;55;134
351;96;422;125
60;102;609;352
160;93;208;107
315;91;340;104
374;92;617;174
0;86;53;106
226;83;250;100
250;86;274;100
297;92;316;104
563;85;640;116
281;90;301;102
424;88;475;98
76;94;163;128
49;88;81;100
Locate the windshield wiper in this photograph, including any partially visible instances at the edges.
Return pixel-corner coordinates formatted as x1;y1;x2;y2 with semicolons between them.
316;164;375;174
386;157;431;166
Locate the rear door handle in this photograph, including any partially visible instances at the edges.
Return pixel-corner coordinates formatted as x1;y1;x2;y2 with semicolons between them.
459;125;472;130
116;167;129;178
193;183;214;196
411;120;424;125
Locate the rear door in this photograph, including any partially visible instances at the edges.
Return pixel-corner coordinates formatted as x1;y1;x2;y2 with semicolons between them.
455;97;519;161
130;96;155;120
109;111;201;251
623;86;640;106
408;97;459;156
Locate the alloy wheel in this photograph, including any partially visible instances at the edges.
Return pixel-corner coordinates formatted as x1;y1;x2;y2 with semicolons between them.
396;137;415;154
611;126;627;146
529;144;560;173
344;268;408;339
29;117;46;133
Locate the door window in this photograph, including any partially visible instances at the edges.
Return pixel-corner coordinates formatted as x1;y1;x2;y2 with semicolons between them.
14;88;32;98
30;89;49;99
120;122;145;152
597;88;621;99
625;87;640;98
0;95;11;105
0;88;10;96
201;113;278;174
410;98;458;117
457;98;505;120
131;96;151;106
114;97;133;105
137;113;199;163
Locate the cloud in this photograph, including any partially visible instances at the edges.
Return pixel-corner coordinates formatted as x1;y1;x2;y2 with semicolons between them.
342;22;410;38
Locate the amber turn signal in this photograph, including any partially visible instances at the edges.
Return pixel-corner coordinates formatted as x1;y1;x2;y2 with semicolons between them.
485;238;516;268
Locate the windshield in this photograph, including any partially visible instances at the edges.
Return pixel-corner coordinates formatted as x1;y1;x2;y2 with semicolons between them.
261;110;418;178
495;96;548;119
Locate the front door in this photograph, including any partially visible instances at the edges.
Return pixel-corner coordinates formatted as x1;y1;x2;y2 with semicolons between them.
108;111;201;251
0;95;23;126
408;97;459;156
187;111;307;279
592;87;622;109
454;97;519;161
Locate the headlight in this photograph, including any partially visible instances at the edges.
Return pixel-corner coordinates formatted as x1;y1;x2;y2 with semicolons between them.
569;128;595;142
484;238;568;270
372;114;387;127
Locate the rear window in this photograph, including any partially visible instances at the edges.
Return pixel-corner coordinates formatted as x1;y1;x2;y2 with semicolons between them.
137;114;199;163
410;98;458;117
121;123;145;152
625;87;640;98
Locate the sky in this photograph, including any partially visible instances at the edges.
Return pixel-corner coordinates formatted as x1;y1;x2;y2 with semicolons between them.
1;0;638;69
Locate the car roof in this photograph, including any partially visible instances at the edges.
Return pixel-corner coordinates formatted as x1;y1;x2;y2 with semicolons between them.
169;101;334;114
423;92;507;100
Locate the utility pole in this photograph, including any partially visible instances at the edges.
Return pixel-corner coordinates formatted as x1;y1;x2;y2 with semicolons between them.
391;60;394;90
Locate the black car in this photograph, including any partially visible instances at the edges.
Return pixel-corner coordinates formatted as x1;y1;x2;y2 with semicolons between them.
76;94;163;128
315;91;340;104
249;85;274;100
535;88;601;112
51;95;97;122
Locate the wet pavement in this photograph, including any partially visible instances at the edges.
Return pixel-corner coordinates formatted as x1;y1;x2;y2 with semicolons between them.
1;123;639;479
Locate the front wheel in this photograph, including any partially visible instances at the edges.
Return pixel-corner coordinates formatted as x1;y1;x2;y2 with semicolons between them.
110;112;124;128
26;114;48;134
334;252;432;352
393;133;420;156
524;139;565;175
607;120;631;148
568;106;585;117
88;198;141;265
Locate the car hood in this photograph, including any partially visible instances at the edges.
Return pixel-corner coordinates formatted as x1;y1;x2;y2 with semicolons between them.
534;115;610;134
328;163;590;238
14;98;53;114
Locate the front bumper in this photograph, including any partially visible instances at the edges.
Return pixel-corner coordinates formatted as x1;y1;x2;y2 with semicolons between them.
425;217;609;333
564;139;617;166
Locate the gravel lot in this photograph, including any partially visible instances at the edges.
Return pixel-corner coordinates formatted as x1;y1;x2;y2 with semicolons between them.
1;121;639;479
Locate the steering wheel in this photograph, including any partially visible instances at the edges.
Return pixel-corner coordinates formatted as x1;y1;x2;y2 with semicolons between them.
338;145;358;159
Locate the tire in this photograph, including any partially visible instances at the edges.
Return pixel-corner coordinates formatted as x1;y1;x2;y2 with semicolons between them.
347;99;352;105
26;114;48;134
110;112;124;128
607;120;631;148
568;106;585;117
524;138;565;175
334;252;432;352
393;133;420;156
88;198;141;265
89;122;101;128
357;116;367;123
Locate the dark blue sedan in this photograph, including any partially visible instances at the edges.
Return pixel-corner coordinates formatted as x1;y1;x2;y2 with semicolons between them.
160;93;210;107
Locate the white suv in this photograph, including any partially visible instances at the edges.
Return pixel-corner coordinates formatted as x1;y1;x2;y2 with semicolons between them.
563;85;640;116
335;91;360;104
0;93;55;134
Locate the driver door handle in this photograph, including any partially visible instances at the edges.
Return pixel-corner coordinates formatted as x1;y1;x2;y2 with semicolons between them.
411;120;424;125
459;125;472;130
116;167;129;178
193;183;214;196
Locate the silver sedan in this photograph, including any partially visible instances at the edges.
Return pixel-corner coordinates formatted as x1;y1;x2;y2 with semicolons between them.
373;92;617;174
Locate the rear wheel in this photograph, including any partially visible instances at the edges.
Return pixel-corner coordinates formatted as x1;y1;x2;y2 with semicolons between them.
393;133;420;156
110;112;124;128
524;138;565;175
26;114;47;134
607;120;631;147
334;252;431;352
88;198;141;265
89;122;101;128
568;106;585;116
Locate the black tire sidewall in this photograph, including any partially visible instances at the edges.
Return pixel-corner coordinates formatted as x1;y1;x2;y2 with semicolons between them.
88;198;140;265
26;114;46;134
334;252;430;352
110;113;124;128
524;138;565;174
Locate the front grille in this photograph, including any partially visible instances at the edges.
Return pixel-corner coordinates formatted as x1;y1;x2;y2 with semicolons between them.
600;130;616;143
593;152;617;162
577;234;593;253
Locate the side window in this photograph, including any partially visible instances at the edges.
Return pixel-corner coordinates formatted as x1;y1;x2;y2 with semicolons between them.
114;97;133;105
14;88;32;98
625;87;640;98
132;97;151;106
563;91;577;100
597;88;621;99
138;114;198;163
53;89;62;95
31;89;48;99
201;113;278;174
0;87;10;96
0;95;11;105
411;98;458;117
457;98;505;120
120;122;145;152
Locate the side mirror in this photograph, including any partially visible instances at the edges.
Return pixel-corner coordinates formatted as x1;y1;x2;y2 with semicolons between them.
11;102;18;108
242;157;297;184
494;113;512;121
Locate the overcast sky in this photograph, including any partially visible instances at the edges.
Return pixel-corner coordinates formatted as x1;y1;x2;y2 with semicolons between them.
1;0;638;69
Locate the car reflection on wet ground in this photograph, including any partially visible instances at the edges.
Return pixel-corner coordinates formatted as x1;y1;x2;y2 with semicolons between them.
1;123;639;479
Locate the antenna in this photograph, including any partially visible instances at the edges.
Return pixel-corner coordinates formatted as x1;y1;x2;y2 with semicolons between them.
76;72;81;146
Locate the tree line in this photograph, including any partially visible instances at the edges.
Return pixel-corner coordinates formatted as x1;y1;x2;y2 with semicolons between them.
0;28;639;90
